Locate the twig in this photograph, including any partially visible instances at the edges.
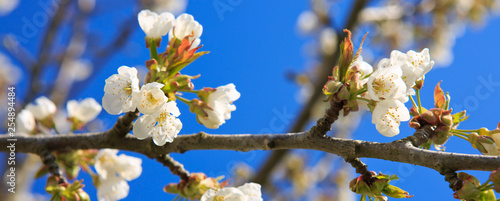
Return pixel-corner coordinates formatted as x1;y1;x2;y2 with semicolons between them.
156;154;190;181
24;0;72;105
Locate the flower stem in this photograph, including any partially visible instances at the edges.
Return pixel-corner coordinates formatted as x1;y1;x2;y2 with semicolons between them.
416;89;423;114
177;89;200;93
176;96;191;104
452;133;469;141
149;38;160;62
409;95;418;112
454;129;480;133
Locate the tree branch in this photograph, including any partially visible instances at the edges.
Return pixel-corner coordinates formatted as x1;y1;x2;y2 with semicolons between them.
156;154;190;181
2;128;500;173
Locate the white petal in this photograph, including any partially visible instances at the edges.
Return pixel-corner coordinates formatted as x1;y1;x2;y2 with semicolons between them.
97;175;130;201
26;96;56;120
237;183;263;201
16;109;35;134
135;82;167;114
200;189;217;201
116;154;143;180
132;114;156;139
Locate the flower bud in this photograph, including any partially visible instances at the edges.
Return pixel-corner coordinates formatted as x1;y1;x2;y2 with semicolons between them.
421;110;439;125
409;107;419;116
413;79;424;90
479;189;496;200
382;185;413;198
490;167;500;188
323;78;342;96
336;86;350;101
454;172;482;200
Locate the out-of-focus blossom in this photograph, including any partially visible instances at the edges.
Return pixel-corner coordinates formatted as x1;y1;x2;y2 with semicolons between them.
0;0;19;15
297;10;319;34
319;28;337;55
26;96;57;121
67;98;102;123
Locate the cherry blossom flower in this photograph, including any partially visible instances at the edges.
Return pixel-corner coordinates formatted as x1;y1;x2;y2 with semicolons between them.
134;82;168;114
378;49;434;94
95;149;142;201
366;66;407;102
169;13;203;49
297;10;319;34
16;109;35;135
133;101;182;146
138;9;175;38
200;183;263;201
102;66;140;115
372;100;410;137
26;96;57;120
67;98;102;123
198;84;240;129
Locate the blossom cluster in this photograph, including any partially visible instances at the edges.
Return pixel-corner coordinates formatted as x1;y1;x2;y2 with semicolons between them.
17;96;102;135
102;10;240;147
324;33;435;137
365;48;434;137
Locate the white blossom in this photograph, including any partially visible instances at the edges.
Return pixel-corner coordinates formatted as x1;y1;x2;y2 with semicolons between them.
319;28;337;55
151;0;187;15
54;110;72;134
367;66;407;102
350;56;373;85
134;82;168;114
133;101;182;146
0;0;19;15
0;53;21;86
198;84;240;129
169;13;203;49
26;96;57;120
379;49;434;94
67;97;102;123
97;174;130;201
138;9;175;38
95;149;142;201
102;66;140;115
297;10;319;34
16;109;35;135
372;100;410;137
200;183;263;201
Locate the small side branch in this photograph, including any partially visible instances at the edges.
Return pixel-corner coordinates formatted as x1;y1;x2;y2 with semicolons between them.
156;154;190;181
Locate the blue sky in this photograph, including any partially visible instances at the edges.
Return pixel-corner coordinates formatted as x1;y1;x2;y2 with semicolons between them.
2;0;500;200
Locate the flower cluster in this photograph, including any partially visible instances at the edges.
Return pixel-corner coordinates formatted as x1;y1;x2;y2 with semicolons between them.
365;48;434;137
102;10;240;146
94;149;142;201
18;96;102;135
323;31;435;137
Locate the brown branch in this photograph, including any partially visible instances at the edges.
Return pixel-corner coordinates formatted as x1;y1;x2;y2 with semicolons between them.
2;127;500;174
156;154;190;181
253;0;369;185
25;0;72;105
